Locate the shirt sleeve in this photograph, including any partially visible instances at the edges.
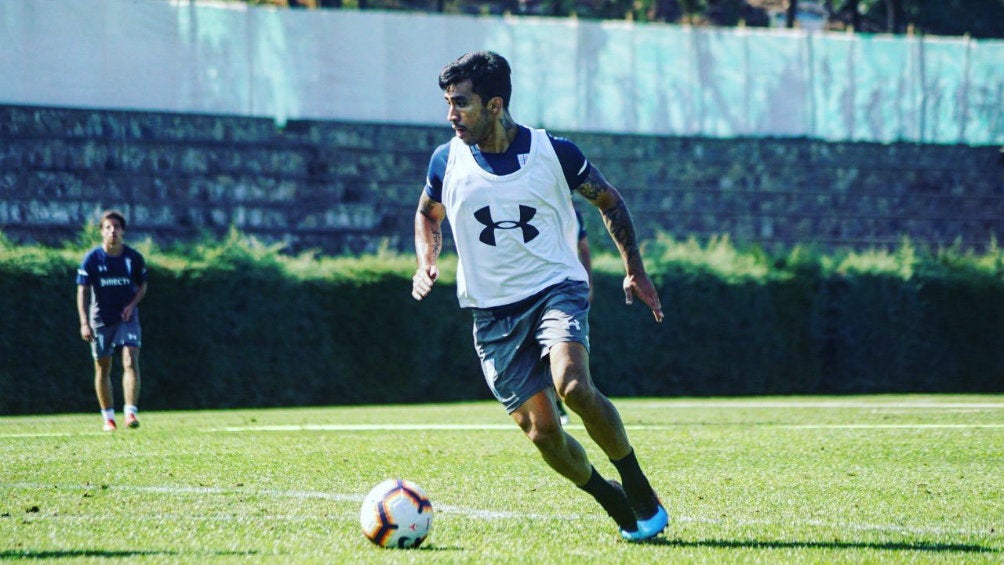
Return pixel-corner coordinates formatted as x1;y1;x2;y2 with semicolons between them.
132;250;148;285
548;133;592;192
76;251;92;286
423;142;452;203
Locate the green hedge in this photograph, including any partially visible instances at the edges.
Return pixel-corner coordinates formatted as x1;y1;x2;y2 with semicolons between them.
1;232;1002;415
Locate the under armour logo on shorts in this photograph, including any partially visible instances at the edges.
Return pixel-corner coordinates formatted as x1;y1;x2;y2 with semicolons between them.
474;205;539;246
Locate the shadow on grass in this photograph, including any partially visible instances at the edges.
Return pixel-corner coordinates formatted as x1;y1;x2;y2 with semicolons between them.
649;538;998;554
0;549;258;560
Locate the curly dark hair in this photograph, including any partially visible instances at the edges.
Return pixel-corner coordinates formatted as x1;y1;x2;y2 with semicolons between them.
438;51;512;109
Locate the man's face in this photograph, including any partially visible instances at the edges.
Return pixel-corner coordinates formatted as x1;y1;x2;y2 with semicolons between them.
443;79;492;147
101;218;124;248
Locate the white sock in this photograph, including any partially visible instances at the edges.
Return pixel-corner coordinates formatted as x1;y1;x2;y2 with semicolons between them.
101;408;115;421
124;405;138;417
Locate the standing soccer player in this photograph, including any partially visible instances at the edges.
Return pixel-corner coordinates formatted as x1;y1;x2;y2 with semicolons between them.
411;51;668;541
76;210;148;431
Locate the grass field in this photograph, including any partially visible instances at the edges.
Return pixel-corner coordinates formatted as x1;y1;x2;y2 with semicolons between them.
2;395;1002;564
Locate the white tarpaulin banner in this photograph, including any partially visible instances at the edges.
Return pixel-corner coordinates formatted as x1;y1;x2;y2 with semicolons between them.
1;0;1002;144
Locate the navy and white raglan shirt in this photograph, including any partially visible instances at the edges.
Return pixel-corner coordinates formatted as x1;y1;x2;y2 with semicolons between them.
424;125;592;308
76;245;147;328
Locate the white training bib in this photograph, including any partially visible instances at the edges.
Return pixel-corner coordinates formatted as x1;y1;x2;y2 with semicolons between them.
441;128;588;308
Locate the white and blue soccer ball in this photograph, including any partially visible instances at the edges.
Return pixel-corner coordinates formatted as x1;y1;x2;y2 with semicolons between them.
359;478;433;549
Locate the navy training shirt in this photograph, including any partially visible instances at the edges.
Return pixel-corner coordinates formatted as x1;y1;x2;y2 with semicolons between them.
76;245;147;327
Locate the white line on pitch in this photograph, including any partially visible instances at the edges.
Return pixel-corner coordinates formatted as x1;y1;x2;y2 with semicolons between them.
781;424;1004;429
0;432;79;438
632;401;1004;409
212;423;1004;433
217;424;516;432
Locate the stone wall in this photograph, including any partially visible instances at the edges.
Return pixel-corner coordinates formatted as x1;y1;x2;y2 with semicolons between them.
2;104;1002;254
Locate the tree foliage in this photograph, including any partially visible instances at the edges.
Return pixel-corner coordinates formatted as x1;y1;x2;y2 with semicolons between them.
235;0;1004;38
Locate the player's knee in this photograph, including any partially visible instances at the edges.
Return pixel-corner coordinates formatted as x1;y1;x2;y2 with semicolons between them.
122;347;140;370
560;379;596;413
525;420;563;451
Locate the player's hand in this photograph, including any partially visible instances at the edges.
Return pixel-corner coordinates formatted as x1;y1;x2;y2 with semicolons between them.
623;273;664;323
80;323;94;342
411;264;439;301
122;304;134;322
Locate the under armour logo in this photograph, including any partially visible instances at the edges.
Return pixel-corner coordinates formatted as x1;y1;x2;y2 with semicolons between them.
474;205;539;246
563;319;582;331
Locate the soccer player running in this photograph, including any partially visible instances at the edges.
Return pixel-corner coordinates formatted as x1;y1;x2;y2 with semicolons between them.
76;210;148;432
411;51;668;541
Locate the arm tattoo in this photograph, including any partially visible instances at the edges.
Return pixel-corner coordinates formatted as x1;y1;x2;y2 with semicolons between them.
417;197;443;261
431;229;442;259
602;201;641;261
418;197;438;217
578;167;641;263
577;176;603;203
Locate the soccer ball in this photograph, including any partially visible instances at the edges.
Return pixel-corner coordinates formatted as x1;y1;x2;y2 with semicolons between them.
359;478;433;549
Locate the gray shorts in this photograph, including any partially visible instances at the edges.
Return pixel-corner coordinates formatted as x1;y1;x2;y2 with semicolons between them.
471;279;590;413
90;314;142;360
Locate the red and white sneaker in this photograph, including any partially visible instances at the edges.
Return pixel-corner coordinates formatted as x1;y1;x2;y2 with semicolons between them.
103;419;117;432
126;414;140;429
